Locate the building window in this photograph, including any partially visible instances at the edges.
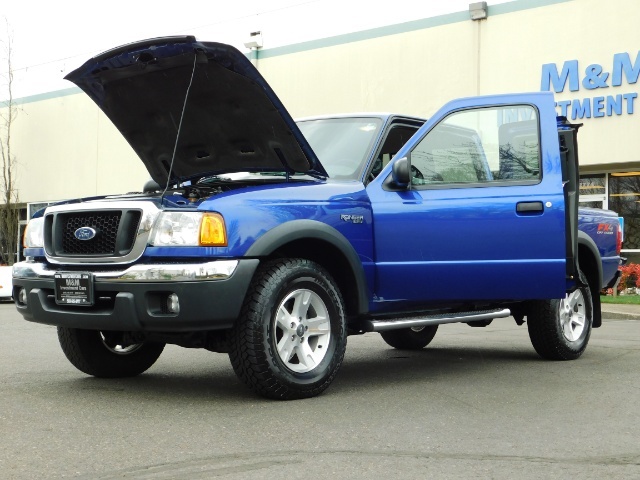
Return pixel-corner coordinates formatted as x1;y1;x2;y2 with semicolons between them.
27;202;57;219
608;172;640;253
579;174;606;209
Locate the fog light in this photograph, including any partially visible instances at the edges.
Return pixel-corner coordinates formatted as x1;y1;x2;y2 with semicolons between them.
167;293;180;314
18;288;27;305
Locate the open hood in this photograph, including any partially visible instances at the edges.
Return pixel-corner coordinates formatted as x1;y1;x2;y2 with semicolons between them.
65;36;327;186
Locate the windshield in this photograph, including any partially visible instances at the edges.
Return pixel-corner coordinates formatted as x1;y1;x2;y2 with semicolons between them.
297;118;382;180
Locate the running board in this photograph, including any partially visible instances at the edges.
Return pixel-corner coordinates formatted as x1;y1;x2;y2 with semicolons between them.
363;308;511;332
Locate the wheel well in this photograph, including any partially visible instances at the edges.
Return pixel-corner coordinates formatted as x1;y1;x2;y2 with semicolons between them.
270;239;360;317
578;243;602;328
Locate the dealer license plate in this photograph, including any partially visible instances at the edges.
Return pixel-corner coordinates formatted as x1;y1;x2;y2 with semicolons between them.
54;272;94;306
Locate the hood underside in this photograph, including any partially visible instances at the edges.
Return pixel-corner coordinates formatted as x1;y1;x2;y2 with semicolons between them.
65;36;326;186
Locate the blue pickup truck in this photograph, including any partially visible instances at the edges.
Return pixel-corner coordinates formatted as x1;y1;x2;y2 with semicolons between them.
13;37;621;399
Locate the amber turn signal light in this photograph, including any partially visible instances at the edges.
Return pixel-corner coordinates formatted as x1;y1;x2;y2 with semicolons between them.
199;213;227;246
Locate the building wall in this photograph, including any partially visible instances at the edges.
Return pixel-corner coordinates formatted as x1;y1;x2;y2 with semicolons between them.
256;0;640;171
257;17;479;118
3;0;640;252
8;91;146;204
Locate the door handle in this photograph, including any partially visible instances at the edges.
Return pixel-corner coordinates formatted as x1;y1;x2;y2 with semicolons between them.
516;201;544;213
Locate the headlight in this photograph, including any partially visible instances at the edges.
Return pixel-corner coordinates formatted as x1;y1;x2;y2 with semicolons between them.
149;212;227;247
23;217;44;248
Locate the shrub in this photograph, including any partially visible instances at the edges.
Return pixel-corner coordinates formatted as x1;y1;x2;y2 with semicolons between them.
616;263;640;293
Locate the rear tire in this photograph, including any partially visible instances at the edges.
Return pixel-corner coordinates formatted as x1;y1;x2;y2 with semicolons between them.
57;327;165;378
527;269;593;360
380;325;438;350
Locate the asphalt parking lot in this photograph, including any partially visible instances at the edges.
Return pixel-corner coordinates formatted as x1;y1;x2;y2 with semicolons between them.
1;302;639;479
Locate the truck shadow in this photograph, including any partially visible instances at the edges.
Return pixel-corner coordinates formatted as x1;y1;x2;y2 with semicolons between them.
332;345;541;389
55;343;543;403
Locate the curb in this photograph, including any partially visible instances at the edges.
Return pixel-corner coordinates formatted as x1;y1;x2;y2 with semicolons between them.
600;310;640;321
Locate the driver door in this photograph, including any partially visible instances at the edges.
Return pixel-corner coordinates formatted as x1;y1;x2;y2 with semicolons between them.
367;93;567;312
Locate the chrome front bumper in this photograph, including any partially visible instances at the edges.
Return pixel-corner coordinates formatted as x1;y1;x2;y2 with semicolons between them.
13;260;239;282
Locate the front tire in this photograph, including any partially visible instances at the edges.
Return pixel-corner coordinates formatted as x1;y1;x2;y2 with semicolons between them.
57;327;165;377
380;325;438;350
229;259;347;400
527;269;593;360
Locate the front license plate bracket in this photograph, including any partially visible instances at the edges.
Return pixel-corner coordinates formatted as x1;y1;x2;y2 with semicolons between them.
54;272;94;306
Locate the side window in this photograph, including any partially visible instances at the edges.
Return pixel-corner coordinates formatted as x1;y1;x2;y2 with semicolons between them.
368;125;419;182
410;106;540;186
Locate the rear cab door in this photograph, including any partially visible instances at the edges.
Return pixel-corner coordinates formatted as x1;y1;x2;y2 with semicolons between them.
367;92;568;312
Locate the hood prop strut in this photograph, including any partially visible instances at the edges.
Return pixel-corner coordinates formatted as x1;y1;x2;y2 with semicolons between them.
161;53;198;198
273;147;294;182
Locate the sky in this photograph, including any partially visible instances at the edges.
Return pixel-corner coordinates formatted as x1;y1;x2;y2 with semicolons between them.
1;0;512;98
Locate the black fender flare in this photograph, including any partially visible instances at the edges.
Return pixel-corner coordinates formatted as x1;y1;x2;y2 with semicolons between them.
577;230;603;328
245;219;370;315
577;231;603;289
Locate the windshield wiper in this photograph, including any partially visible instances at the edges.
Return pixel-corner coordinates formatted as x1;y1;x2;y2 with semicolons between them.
196;175;234;185
258;171;323;180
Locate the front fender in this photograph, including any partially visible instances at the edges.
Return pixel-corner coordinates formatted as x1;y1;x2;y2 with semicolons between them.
246;219;369;315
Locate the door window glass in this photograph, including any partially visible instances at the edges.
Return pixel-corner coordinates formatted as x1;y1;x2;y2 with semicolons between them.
369;125;419;181
410;106;540;186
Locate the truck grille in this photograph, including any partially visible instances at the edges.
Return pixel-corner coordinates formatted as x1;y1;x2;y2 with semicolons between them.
45;209;142;258
61;212;122;255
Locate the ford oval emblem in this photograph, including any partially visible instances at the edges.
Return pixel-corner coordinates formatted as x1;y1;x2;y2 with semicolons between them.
74;227;97;241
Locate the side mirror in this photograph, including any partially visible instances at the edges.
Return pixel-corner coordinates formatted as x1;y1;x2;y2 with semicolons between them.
392;155;411;188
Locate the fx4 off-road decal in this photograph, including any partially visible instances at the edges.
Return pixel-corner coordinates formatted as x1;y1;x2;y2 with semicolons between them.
340;214;364;224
